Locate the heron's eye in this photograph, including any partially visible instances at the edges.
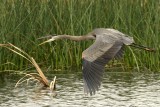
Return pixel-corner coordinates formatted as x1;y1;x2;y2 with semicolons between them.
93;34;96;37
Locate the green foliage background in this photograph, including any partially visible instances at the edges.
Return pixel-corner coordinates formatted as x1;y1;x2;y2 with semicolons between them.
0;0;159;71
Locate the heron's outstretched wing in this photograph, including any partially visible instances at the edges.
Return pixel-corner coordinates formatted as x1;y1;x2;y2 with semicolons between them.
114;45;125;59
82;38;123;95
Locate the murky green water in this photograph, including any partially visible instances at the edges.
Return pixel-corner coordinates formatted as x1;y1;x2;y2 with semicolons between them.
0;70;160;107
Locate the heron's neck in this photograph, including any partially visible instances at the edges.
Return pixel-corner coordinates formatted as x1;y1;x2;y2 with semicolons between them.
57;35;94;41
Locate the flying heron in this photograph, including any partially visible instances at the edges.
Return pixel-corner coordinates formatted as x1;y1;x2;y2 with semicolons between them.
39;28;155;95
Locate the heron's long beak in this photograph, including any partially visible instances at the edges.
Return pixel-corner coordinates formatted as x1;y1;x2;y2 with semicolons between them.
37;35;55;40
130;43;156;52
39;37;56;45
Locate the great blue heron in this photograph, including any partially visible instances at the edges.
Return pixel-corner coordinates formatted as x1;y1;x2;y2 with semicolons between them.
39;28;155;95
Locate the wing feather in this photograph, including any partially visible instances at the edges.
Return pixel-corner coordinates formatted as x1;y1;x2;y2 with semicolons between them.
83;59;104;95
82;40;124;95
114;45;125;59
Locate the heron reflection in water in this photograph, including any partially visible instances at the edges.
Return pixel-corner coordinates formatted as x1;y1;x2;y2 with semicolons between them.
39;28;155;95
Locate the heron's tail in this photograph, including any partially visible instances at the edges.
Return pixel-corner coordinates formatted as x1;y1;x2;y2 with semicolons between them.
130;43;156;52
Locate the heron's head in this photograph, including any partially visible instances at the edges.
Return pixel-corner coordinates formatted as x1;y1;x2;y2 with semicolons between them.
85;32;96;40
86;28;107;39
89;28;107;38
92;28;106;33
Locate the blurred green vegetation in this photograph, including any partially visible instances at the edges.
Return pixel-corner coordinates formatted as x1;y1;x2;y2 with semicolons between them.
0;0;159;71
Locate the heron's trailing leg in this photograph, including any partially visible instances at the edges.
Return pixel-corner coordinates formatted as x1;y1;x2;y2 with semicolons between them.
130;43;155;52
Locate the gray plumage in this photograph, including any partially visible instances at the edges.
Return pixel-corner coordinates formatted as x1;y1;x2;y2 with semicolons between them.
82;28;133;95
40;28;154;95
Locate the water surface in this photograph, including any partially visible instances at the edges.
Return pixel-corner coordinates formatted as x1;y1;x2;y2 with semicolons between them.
0;70;160;107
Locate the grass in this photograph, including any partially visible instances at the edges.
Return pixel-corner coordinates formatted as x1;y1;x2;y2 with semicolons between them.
0;0;159;71
0;43;56;91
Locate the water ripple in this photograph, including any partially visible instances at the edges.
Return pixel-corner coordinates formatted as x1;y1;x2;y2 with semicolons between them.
1;71;160;107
